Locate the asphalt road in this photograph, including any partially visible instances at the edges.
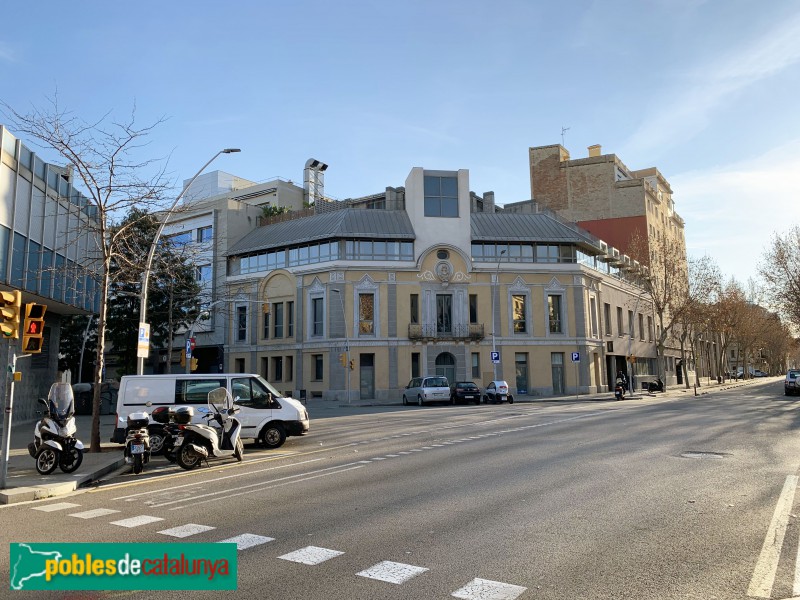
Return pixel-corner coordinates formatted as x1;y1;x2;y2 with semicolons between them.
3;379;800;599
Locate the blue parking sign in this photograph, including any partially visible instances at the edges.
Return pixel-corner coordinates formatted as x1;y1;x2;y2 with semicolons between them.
571;352;580;362
491;351;500;364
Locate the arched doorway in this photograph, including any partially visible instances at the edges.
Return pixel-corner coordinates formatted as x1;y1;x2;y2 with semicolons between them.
435;352;456;385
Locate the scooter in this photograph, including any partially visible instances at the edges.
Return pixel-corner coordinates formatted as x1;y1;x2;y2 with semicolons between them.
27;382;84;475
150;406;194;463
174;387;243;470
614;383;625;400
647;378;664;393
124;411;151;474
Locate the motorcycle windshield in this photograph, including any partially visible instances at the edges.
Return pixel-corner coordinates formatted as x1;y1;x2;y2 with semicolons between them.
47;383;75;419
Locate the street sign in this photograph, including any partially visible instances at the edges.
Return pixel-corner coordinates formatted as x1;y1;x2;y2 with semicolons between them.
190;337;196;350
185;338;193;359
136;323;150;358
571;352;580;362
491;351;500;364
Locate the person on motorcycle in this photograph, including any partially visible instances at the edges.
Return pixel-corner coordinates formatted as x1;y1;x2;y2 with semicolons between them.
615;371;626;399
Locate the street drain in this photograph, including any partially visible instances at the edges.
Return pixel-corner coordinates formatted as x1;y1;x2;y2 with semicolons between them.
680;451;729;459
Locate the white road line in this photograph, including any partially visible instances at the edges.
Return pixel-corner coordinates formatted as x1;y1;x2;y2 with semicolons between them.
32;502;80;512
217;534;274;550
110;515;165;528
748;475;799;598
69;508;121;519
356;560;428;584
278;546;344;565
452;577;528;599
158;524;216;538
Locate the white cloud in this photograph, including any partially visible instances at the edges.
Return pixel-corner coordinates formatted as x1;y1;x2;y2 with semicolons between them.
673;139;800;279
621;12;800;157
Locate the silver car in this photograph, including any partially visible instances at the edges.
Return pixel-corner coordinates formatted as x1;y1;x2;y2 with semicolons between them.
403;376;450;406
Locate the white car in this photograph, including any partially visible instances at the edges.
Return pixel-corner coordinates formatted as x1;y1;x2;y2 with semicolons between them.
484;380;513;404
403;376;450;406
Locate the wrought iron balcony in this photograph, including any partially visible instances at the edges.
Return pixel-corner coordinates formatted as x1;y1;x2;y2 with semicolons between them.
408;323;485;342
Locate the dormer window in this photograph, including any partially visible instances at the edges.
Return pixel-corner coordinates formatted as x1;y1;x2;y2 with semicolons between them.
424;176;458;217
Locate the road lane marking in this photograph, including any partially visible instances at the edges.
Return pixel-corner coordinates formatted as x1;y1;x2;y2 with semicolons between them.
748;475;798;598
217;534;274;550
158;524;216;538
356;560;429;584
279;546;344;565
452;577;528;599
69;508;121;519
32;502;80;512
110;515;165;528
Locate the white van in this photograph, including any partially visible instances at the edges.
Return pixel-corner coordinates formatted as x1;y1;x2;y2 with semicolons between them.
111;374;309;449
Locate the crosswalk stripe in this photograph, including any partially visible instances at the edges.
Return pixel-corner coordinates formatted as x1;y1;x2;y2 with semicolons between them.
356;560;428;584
452;577;528;599
32;502;80;512
110;515;165;528
278;546;344;565
69;508;121;519
217;534;274;550
158;524;216;538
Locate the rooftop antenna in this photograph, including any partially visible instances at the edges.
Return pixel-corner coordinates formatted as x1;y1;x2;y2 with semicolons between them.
561;126;570;146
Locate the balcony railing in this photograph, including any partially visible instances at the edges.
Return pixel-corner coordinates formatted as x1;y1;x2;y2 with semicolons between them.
408;323;485;342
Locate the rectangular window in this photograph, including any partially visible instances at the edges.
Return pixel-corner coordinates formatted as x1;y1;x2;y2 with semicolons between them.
590;298;598;338
410;294;419;324
469;294;478;324
423;175;459;217
235;358;245;373
197;226;213;243
11;232;25;287
272;356;283;381
263;310;270;340
312;298;324;336
359;293;374;335
261;357;268;380
648;316;654;342
236;306;247;342
548;295;563;333
273;302;284;338
628;310;634;339
617;307;624;337
512;295;526;333
436;294;452;333
313;355;323;381
196;264;212;283
604;303;612;335
639;313;645;341
411;352;420;379
285;356;293;381
471;352;480;378
287;301;294;337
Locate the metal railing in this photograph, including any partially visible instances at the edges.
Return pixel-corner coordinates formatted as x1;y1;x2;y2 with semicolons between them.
408;323;484;341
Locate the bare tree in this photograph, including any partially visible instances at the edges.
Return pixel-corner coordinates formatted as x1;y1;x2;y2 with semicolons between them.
2;98;171;452
677;255;721;388
627;231;691;388
761;226;800;327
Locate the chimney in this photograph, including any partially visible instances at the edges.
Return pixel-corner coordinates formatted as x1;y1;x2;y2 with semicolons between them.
588;144;602;157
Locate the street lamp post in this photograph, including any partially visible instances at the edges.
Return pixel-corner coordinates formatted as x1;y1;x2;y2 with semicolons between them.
137;148;240;375
492;249;506;381
330;288;350;404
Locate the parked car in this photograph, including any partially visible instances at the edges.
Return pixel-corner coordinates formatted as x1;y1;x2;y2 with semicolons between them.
483;380;513;404
450;382;481;405
785;370;800;396
403;376;450;406
754;369;768;377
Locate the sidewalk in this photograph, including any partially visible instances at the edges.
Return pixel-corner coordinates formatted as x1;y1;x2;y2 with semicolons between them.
0;414;124;505
0;378;771;505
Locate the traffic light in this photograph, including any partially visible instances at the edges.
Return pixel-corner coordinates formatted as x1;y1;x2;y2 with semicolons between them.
180;349;186;366
191;357;198;371
339;353;346;367
349;359;355;371
0;290;22;339
22;303;46;353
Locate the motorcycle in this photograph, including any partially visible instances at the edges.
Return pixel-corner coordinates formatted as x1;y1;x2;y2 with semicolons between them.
174;387;244;470
27;382;84;475
150;406;194;463
614;382;625;400
124;411;151;474
647;378;664;393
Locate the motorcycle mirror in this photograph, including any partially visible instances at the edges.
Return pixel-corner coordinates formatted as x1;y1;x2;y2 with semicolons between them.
37;398;47;407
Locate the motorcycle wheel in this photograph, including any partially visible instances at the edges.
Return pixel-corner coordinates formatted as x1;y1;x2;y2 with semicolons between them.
133;454;143;475
177;445;202;470
35;447;59;475
148;427;166;455
59;447;83;473
234;438;244;462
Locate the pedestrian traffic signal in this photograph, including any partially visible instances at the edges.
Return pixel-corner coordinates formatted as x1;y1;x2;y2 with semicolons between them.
22;303;46;353
180;349;186;366
0;290;22;339
191;357;198;371
349;359;355;371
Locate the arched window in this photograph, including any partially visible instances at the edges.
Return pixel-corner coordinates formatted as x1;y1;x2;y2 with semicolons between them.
435;352;456;385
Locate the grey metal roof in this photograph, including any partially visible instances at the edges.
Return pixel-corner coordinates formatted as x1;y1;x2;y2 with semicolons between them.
227;209;415;256
471;212;603;252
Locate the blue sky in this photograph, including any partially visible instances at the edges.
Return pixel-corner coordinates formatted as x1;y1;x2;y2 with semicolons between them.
2;0;799;284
